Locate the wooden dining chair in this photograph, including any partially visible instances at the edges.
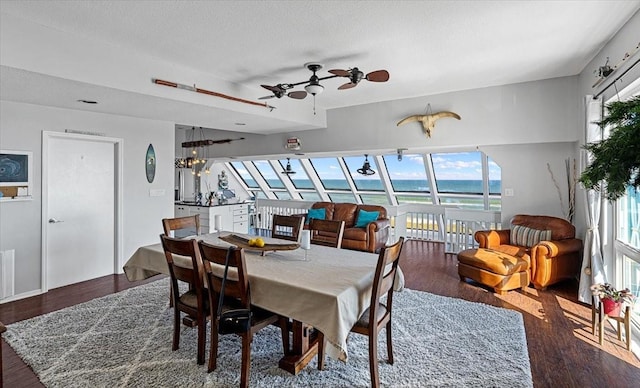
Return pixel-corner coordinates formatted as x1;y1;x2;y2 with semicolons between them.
271;214;304;242
162;215;201;306
0;320;5;387
159;234;209;365
309;218;346;248
317;237;405;387
162;214;201;238
198;241;287;388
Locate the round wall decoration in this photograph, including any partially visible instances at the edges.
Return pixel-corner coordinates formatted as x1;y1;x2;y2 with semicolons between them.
145;143;156;183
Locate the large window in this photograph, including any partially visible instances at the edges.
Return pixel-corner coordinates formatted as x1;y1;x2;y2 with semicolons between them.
610;79;640;340
227;150;500;210
616;186;640;325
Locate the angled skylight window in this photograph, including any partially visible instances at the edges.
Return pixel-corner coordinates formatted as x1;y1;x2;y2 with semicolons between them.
253;160;285;189
278;159;314;189
383;154;430;193
229;161;259;188
309;158;349;190
328;192;357;203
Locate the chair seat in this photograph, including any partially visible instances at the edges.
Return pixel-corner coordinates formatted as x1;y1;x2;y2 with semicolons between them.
180;290;210;310
354;303;388;328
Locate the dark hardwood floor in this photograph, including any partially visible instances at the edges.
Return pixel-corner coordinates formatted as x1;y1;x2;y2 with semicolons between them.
1;240;638;387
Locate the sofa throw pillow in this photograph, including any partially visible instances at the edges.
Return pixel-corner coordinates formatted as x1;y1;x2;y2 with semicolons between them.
306;208;326;225
511;224;552;247
354;209;380;228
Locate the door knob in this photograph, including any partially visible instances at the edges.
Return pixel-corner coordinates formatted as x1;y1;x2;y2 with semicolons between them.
48;218;64;223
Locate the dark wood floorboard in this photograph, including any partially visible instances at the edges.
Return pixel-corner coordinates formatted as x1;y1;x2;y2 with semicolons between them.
1;240;638;387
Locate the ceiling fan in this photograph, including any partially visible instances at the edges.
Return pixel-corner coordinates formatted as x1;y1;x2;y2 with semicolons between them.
259;62;390;100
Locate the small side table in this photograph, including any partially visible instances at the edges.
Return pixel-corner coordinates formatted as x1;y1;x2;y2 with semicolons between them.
591;298;631;351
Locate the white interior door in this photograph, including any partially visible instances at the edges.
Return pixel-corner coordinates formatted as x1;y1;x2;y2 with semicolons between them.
45;134;116;289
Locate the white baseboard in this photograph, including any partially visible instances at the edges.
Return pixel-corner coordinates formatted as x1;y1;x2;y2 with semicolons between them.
0;288;44;304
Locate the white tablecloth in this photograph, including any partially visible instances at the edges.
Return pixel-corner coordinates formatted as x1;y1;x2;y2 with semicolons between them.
124;233;404;361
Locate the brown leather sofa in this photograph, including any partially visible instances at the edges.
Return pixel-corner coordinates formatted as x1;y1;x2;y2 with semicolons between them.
474;214;582;290
304;202;390;253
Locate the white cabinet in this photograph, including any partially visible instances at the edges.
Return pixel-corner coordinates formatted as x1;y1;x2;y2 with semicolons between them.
231;205;249;234
174;205;189;218
174;203;249;234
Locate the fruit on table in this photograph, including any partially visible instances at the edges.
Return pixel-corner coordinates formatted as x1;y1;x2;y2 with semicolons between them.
248;237;265;247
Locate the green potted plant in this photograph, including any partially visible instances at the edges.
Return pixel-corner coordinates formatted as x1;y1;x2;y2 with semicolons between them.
579;96;640;201
590;283;636;316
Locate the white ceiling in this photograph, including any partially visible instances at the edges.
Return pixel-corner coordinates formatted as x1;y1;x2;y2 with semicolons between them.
1;0;638;134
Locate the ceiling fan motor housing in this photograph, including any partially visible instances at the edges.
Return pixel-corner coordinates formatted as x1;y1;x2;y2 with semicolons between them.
350;68;364;84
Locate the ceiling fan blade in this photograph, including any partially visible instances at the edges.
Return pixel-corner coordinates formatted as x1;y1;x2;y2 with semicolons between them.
338;82;357;90
259;95;276;100
287;90;307;99
328;69;350;77
261;84;281;92
365;70;390;82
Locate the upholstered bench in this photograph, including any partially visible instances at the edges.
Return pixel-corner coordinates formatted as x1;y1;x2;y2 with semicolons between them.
457;248;529;295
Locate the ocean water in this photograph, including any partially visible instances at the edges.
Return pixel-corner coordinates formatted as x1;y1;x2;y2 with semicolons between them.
256;179;501;194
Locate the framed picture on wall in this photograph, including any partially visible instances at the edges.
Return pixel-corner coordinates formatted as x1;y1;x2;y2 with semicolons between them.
0;150;33;201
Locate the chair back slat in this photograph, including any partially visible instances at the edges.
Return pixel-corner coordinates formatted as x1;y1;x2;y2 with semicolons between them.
198;242;250;308
162;215;201;238
371;237;404;304
271;215;305;242
159;233;209;365
160;234;206;295
309;219;345;248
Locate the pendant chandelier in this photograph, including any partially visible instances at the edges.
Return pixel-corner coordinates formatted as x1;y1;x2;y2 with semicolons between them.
357;154;375;176
176;127;210;176
281;158;296;175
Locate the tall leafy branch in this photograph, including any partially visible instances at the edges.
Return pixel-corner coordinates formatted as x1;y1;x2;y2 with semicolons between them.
580;96;640;201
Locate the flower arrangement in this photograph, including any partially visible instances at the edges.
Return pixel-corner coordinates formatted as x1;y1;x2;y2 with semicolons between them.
590;283;636;304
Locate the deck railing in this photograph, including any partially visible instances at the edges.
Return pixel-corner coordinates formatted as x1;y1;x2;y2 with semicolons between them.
254;199;501;253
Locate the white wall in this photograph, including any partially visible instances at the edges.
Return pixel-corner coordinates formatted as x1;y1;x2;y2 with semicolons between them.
0;101;175;297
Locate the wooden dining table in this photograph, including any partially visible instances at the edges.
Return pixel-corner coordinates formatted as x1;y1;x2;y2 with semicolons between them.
124;232;404;374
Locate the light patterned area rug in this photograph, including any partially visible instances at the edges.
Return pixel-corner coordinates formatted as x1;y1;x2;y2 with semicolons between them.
5;279;533;387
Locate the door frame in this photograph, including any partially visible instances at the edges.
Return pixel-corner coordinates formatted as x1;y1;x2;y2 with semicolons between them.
41;131;124;293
